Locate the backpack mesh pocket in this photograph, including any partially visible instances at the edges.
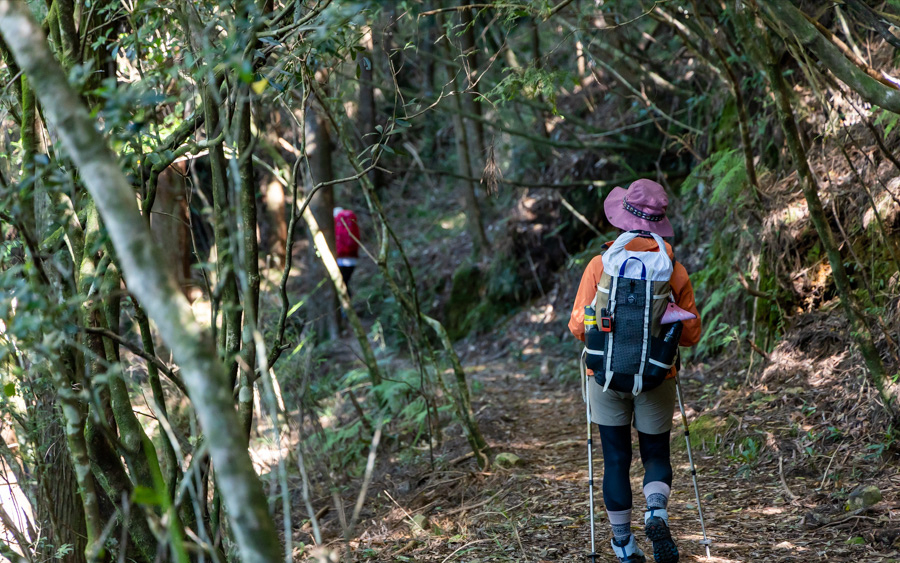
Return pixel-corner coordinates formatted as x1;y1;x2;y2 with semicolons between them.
610;279;647;374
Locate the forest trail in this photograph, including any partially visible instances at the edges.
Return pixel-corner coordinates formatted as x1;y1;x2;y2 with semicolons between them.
342;302;900;563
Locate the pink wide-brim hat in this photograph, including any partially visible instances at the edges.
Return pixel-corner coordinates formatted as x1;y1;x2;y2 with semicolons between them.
603;179;674;237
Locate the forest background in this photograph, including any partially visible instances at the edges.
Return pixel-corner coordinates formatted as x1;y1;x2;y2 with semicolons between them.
0;0;899;561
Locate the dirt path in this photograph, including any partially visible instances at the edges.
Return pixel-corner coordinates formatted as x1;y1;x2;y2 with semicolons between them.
340;319;899;563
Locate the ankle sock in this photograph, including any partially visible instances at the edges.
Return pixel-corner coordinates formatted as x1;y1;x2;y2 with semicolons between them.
643;481;670;511
607;508;632;545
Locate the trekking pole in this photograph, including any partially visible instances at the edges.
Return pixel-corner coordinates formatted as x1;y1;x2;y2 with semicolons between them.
675;376;712;559
582;356;598;562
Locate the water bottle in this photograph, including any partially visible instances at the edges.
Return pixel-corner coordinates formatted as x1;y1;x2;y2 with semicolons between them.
584;306;597;331
662;321;683;345
646;321;683;378
584;305;606;371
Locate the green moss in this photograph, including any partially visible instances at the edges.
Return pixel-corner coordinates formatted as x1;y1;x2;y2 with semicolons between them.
675;413;736;453
446;263;483;340
446;257;524;340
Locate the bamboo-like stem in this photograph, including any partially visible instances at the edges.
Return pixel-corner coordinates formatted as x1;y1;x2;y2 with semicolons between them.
237;91;258;440
134;304;182;503
758;0;900;113
0;4;284;561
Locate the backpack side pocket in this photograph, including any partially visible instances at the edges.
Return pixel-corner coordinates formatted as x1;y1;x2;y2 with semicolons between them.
584;329;607;372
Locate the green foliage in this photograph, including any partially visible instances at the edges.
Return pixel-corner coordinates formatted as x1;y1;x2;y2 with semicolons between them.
873;109;900;137
863;423;900;460
680;149;748;208
729;435;761;478
486;65;574;113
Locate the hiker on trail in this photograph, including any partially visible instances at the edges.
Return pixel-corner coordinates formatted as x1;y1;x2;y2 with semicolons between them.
568;179;701;563
334;207;360;294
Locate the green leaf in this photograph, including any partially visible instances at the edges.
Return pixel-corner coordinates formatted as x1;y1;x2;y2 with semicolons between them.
845;536;865;545
3;382;14;397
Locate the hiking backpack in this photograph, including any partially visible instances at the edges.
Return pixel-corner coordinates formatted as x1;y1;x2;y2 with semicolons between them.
582;231;682;396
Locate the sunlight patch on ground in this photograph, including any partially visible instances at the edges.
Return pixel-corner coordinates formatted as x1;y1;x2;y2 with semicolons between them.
755;506;787;515
774;540;808;551
527;397;553;405
778;199;810;225
439;212;466;230
527;303;556;324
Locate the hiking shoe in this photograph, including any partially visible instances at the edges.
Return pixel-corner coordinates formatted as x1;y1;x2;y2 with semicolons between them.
611;534;646;563
644;509;678;563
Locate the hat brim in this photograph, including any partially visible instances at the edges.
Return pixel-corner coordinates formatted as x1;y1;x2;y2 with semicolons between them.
603;186;674;237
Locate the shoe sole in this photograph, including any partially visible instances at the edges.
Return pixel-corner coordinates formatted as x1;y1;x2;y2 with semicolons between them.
645;517;679;563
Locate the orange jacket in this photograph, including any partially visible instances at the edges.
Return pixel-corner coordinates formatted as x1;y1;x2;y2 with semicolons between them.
568;237;701;376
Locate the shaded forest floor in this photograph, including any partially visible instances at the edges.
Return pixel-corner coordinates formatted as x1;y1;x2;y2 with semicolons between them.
294;289;900;562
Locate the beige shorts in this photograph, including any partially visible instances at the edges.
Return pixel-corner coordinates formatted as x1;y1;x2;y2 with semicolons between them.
588;377;676;434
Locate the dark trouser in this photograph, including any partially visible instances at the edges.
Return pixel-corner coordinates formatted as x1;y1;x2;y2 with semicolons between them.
597;424;672;512
339;265;355;297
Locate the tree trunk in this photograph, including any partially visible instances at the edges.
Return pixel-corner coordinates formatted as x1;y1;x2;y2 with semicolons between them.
263;175;287;265
35;401;88;563
0;4;285;561
305;102;340;341
357;24;386;196
238;94;259;440
440;21;489;258
150;163;193;294
458;1;485;159
531;17;551;139
451;101;490;257
202;82;243;387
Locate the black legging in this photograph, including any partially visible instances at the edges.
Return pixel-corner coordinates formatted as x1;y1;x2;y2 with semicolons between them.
597;424;672;512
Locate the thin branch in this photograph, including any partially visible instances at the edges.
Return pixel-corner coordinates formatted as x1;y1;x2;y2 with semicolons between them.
84;327;187;394
559;194;602;236
547;0;577;18
418;167;626;189
735;268;776;301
